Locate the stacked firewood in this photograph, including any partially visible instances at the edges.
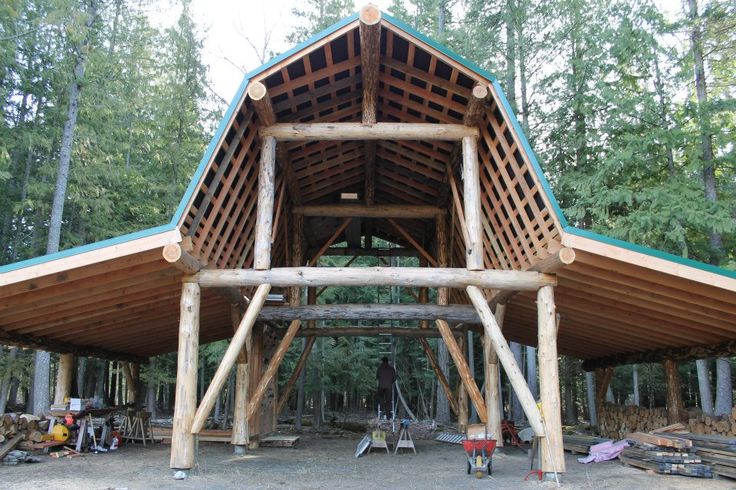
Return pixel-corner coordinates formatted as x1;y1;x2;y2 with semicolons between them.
599;404;736;439
598;404;668;439
0;413;50;444
687;409;736;437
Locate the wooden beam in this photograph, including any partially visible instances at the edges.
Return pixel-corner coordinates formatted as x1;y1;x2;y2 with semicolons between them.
246;319;301;420
231;305;248;452
162;243;202;275
308;218;352;266
663;359;686;424
436;319;487;423
582;339;736;371
297;326;460;337
484;304;504;444
359;4;381;124
464;84;489;127
193;267;556;290
294;204;440;219
307;247;418;258
419;338;459;414
254;136;276;270
467;285;545;436
462;135;483;270
248;81;276;126
260;123;479;141
170;282;200;470
387;218;437;267
537;285;565;473
456;333;469;431
54;353;74;405
258;304;480;322
276;335;315;415
488;248;576;310
191;283;271;434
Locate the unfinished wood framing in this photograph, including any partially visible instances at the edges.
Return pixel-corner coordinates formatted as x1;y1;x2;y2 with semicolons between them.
298;326;460;337
537;285;565;473
467;285;544;436
293;204;440;219
260;123;479;141
461;135;483;270
258;304;480;322
456;333;469;431
359;4;381;125
54;353;74;405
162;243;202;275
191;283;271;434
254;136;276;270
230;305;248;451
484;304;504;444
170;282;200;470
193;268;555;290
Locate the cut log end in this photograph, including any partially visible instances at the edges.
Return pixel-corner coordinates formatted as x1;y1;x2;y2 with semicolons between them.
248;81;269;102
359;4;381;25
162;243;183;263
471;84;489;100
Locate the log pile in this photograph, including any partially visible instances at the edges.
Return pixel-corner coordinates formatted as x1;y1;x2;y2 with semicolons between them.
600;404;736;439
0;413;49;445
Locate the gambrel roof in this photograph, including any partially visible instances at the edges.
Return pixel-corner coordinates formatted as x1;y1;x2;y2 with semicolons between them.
1;12;735;364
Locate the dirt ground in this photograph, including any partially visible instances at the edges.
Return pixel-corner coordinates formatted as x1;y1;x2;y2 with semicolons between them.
2;433;734;489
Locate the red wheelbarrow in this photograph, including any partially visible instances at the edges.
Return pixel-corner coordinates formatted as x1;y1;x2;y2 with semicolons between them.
463;438;497;478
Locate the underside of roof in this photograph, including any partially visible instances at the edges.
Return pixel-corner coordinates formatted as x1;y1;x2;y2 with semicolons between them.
0;12;735;364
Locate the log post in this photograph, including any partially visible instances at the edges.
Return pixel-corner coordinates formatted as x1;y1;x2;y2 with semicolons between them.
484;304;505;444
54;353;74;405
255;135;276;270
457;333;469;431
170;282;200;471
248;324;264;447
230;305;249;454
537;285;565;474
663;359;686;423
466;285;545;436
462;135;483;270
191;283;271;434
359;4;381;125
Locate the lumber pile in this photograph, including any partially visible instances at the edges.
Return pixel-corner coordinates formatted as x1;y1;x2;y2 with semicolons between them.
674;432;736;480
621;432;712;479
563;434;610;454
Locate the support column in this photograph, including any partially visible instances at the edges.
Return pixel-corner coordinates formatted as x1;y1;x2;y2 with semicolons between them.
663;359;686;423
255;135;276;270
484;304;505;444
248;324;264;448
231;305;248;454
537;285;565;474
462;135;483;270
170;282;200;471
54;353;74;405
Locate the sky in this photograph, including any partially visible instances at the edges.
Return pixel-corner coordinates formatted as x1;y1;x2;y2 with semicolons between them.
148;0;682;106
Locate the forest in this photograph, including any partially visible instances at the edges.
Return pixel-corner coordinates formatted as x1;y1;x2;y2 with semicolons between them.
0;0;734;429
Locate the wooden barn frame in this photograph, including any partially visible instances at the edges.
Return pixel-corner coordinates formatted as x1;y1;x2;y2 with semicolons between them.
2;5;736;478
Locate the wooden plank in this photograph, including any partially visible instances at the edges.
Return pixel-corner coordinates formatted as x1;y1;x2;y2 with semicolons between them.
295;326;459;337
293;204;440;219
194;267;556;290
261;123;479;141
626;432;691;449
191;283;271;434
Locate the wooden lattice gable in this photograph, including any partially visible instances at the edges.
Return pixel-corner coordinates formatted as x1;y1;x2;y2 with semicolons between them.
171;12;567;272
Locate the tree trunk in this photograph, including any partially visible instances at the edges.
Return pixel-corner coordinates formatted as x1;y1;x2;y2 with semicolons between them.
526;346;538;399
714;358;733;416
632;364;640;406
436;341;450;423
505;0;516;109
147;358;158;418
0;347;18;413
585;371;597;426
696;359;714;415
76;357;86;399
31;351;50;415
295;338;307;431
510;341;524;422
564;357;576;424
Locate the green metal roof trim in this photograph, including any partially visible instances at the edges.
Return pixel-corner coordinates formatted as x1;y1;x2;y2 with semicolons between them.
565;226;736;280
2;9;734;285
0;223;177;274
